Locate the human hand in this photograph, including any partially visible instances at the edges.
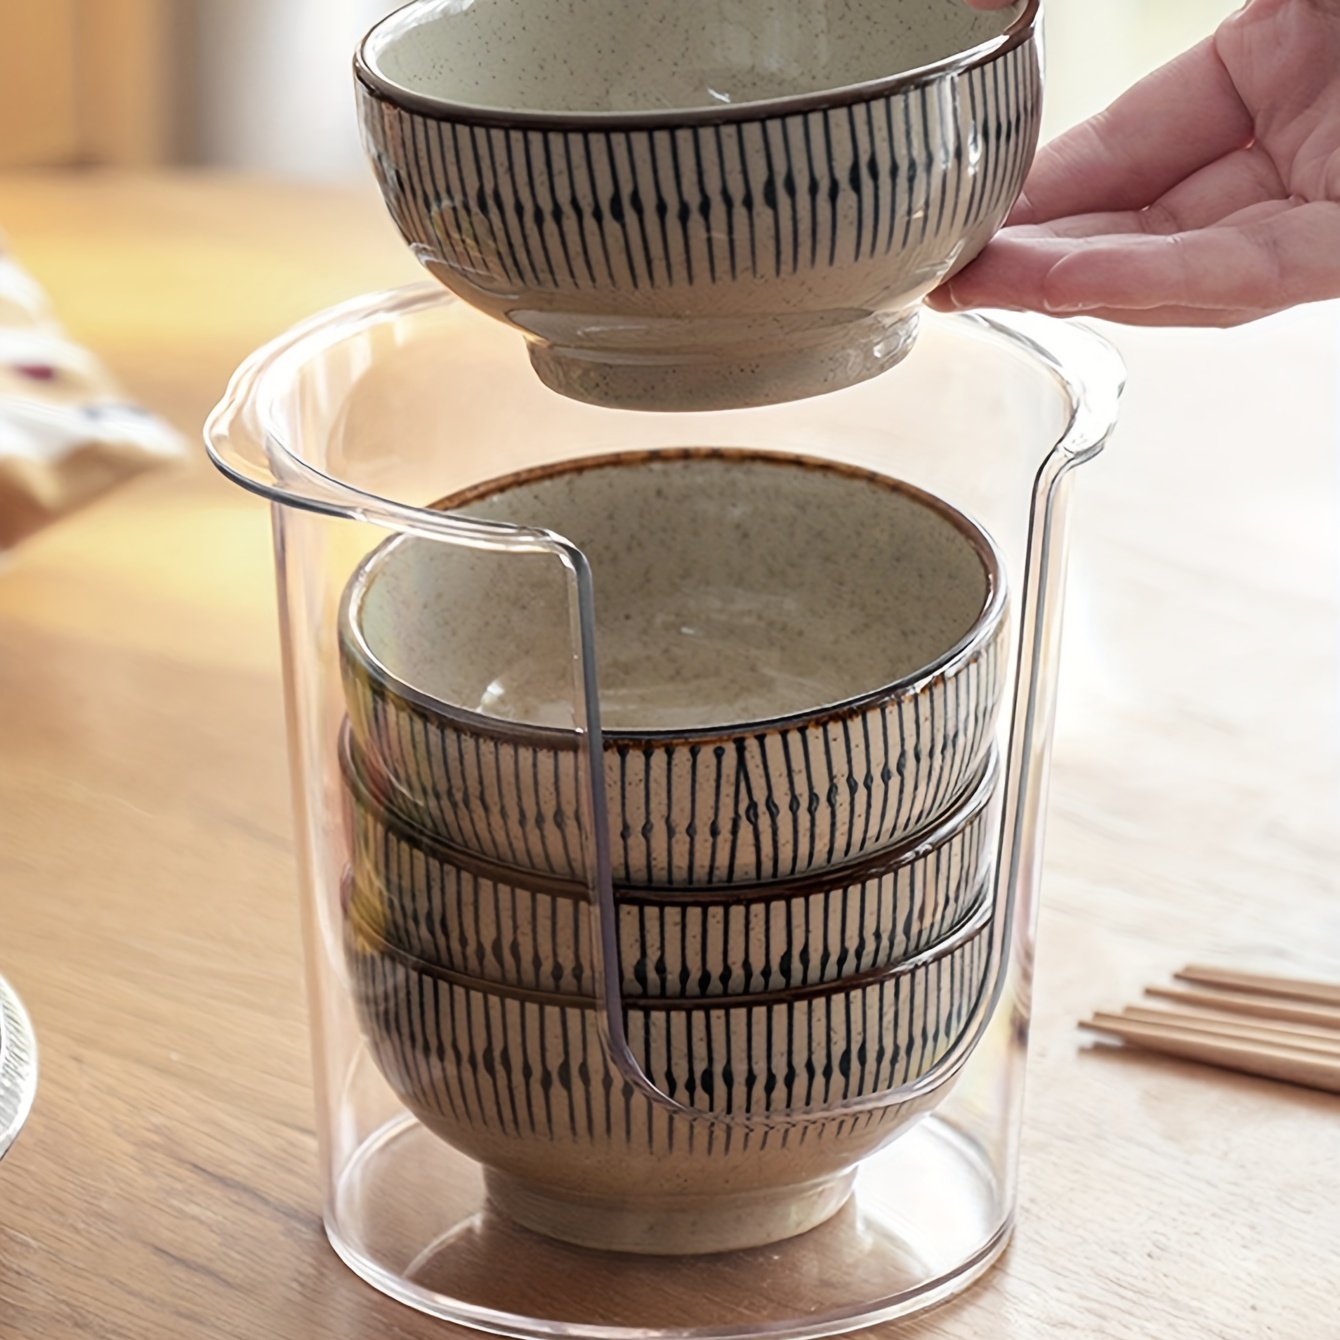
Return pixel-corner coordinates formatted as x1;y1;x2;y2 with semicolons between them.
932;0;1340;325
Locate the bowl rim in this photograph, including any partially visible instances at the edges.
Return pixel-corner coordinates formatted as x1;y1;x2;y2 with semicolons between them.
339;446;1009;748
354;0;1041;131
345;880;993;1013
341;716;1001;903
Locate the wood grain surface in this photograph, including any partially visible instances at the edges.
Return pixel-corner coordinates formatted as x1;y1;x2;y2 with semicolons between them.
0;169;1338;1340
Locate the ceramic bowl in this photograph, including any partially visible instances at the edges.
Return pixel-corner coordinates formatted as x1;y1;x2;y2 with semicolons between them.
344;722;999;998
355;0;1041;410
340;449;1008;889
344;893;992;1253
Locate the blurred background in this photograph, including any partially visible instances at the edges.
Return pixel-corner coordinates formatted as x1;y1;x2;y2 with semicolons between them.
2;0;1241;180
1;0;401;179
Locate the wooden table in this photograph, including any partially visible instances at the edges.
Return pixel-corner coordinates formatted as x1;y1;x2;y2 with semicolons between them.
1;170;1338;1340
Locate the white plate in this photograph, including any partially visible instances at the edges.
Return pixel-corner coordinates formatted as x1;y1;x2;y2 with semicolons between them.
0;972;37;1162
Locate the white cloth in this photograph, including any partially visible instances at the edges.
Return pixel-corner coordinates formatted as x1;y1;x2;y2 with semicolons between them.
0;245;184;548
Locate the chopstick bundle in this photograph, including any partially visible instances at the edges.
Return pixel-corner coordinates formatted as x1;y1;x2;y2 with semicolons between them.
1080;966;1340;1096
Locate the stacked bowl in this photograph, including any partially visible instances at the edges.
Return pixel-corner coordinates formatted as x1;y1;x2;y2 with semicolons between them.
338;448;1009;1253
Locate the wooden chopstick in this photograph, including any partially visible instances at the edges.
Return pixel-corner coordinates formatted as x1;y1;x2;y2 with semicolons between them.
1175;965;1340;1009
1115;1006;1340;1057
1080;1015;1340;1095
1081;965;1340;1095
1132;1002;1340;1044
1145;984;1340;1032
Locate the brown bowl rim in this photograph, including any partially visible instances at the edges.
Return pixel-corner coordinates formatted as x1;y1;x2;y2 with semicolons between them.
344;882;993;1013
341;717;1000;905
338;447;1008;750
353;0;1040;132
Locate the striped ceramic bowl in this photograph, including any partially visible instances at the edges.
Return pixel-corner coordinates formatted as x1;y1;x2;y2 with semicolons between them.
344;723;999;998
355;0;1041;409
343;895;992;1252
340;449;1009;890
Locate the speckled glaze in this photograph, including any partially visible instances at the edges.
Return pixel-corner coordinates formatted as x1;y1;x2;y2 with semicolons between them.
339;450;1009;887
344;894;991;1252
355;0;1042;409
344;722;998;997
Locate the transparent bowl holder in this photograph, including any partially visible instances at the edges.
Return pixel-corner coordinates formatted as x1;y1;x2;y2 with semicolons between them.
206;287;1123;1339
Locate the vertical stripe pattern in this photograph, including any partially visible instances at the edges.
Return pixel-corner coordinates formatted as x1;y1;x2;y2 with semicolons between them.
346;900;991;1128
344;735;999;998
341;606;1006;888
356;40;1040;302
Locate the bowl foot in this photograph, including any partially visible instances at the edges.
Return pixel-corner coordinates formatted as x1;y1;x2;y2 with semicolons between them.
525;310;919;411
484;1166;857;1255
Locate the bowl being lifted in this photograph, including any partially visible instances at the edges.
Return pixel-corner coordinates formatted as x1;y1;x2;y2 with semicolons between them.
339;448;1009;888
355;0;1042;410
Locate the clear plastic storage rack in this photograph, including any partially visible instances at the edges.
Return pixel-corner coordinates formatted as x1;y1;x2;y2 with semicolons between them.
206;285;1122;1338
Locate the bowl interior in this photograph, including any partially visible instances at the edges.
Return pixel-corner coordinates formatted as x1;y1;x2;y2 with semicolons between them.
348;451;997;733
361;0;1022;116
